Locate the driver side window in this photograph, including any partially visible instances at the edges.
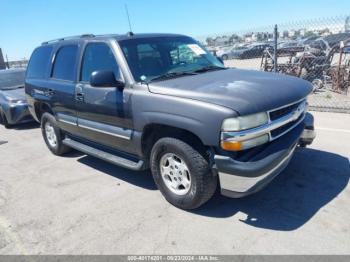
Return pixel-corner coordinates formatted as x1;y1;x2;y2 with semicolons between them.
80;43;121;82
170;44;194;65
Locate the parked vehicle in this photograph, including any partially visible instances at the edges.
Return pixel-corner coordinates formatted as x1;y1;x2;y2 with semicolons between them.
327;41;350;94
308;33;350;52
229;43;271;59
298;36;319;47
216;45;246;60
0;68;33;128
25;33;315;209
277;41;305;56
310;40;350;94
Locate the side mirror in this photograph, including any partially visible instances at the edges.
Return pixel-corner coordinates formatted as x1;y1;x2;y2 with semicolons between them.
90;70;125;88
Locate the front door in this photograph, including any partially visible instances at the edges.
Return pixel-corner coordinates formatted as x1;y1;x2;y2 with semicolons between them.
75;42;134;154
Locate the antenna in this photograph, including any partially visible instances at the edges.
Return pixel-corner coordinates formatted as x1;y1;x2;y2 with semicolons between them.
124;4;133;33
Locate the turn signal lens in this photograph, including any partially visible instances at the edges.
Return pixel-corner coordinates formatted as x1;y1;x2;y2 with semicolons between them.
221;134;269;151
221;141;243;151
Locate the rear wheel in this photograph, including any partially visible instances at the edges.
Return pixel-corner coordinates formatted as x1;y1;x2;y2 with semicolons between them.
150;137;217;210
41;112;71;155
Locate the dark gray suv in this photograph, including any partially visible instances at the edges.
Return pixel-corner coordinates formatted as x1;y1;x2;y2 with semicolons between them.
25;33;315;209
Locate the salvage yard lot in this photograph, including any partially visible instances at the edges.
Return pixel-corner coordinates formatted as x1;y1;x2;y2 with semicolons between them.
0;111;349;254
225;58;350;113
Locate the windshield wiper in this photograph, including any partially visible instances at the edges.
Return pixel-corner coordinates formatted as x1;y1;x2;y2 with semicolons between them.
193;65;227;73
147;71;197;83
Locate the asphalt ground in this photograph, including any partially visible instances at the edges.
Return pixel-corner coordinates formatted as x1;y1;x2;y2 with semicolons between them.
0;111;349;254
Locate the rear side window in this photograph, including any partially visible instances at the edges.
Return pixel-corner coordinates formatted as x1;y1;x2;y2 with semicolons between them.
80;43;120;82
52;45;78;81
26;46;53;79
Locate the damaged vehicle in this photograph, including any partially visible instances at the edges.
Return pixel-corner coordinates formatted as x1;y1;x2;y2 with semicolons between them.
25;33;315;209
326;41;350;94
0;68;33;128
261;43;337;85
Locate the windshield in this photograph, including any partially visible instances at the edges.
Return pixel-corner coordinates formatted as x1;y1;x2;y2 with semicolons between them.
119;36;225;82
0;70;26;90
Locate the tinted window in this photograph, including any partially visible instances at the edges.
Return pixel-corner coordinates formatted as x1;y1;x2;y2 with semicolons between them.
81;43;120;82
26;46;53;79
52;45;78;81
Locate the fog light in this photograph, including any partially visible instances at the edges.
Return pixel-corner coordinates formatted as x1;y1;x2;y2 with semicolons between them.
221;134;269;151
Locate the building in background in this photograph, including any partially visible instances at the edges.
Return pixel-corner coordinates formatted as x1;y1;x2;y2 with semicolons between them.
0;48;6;70
345;16;350;32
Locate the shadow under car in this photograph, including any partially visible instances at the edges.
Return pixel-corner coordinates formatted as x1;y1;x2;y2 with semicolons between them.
74;147;349;231
192;147;349;231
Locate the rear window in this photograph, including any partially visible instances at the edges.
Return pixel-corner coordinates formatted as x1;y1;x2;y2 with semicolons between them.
52;45;78;81
26;46;53;79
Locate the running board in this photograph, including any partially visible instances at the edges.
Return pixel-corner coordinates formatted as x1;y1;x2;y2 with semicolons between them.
62;138;144;171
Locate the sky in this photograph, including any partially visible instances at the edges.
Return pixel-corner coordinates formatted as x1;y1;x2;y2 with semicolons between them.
0;0;349;60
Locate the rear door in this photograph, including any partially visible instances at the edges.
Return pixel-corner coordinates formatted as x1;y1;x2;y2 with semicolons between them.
49;44;80;135
25;45;54;121
75;41;135;153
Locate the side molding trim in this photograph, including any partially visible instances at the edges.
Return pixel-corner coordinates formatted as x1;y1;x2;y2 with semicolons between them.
57;113;132;140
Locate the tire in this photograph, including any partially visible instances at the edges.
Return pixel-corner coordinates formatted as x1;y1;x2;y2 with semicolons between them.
0;110;11;129
150;137;217;209
221;54;228;60
41;112;71;155
298;142;307;148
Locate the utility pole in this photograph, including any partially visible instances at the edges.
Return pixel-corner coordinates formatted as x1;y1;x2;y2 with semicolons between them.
273;24;278;73
6;54;9;69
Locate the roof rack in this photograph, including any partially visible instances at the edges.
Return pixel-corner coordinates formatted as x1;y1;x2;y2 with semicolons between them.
41;34;95;45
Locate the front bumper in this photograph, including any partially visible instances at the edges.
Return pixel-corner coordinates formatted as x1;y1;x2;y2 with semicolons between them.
214;113;315;198
2;102;34;125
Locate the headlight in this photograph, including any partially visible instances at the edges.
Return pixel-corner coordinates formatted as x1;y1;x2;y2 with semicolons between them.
220;112;269;151
7;98;26;105
221;112;268;131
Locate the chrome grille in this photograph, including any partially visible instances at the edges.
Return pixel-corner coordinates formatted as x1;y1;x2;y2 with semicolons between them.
269;100;303;121
221;99;307;146
270;114;304;139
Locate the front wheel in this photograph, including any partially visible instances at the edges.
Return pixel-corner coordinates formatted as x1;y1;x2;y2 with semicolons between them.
0;110;10;129
150;137;217;209
221;54;228;60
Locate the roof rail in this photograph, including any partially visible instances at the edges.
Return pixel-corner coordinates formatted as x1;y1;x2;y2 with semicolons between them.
41;34;95;45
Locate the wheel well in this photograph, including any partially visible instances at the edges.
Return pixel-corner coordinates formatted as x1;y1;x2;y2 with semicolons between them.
141;124;208;159
34;102;54;122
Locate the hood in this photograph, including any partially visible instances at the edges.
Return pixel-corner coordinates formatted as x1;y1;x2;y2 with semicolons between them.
148;68;312;115
1;87;26;101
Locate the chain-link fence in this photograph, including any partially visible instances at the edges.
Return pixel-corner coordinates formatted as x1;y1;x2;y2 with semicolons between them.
197;16;350;113
0;48;28;70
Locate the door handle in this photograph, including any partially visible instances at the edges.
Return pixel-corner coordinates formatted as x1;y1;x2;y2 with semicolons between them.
47;88;55;96
76;92;84;101
76;84;84;101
